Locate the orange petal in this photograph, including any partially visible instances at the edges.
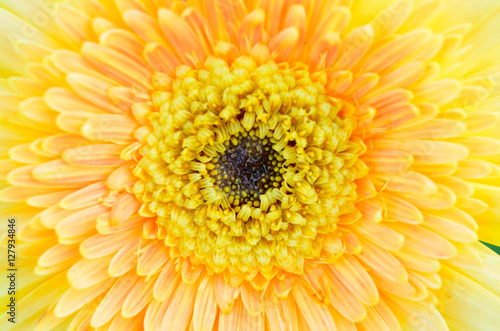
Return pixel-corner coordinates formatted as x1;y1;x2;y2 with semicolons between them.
392;248;441;273
144;298;171;331
351;218;404;251
67;255;114;290
108;236;140;277
192;275;218;331
392;184;456;210
81;114;139;142
358;240;408;283
82;42;151;89
372;171;437;195
56;205;109;237
292;281;336;330
358;298;400;331
215;274;239;313
60;182;108;210
160;280;197;331
380;119;465;139
381;193;423;224
158;8;205;65
66;73;123;114
390;222;457;259
109;192;141;224
63;144;125;167
137;241;169;276
80;227;141;259
240;280;263;315
153;258;181;302
27;189;75;208
45;87;104;114
91;272;140;327
328;255;379;305
219;296;243;331
144;42;181;75
106;164;137;190
122;274;157;318
325;265;367;322
55;278;115;317
40;134;90;156
123;9;166;44
33;160;114;186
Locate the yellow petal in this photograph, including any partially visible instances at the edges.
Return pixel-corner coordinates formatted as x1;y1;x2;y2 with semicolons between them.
372;139;468;164
384;294;448;330
0;272;69;329
54;4;93;46
422;213;478;243
392;184;456;210
413;79;461;106
436;265;500;330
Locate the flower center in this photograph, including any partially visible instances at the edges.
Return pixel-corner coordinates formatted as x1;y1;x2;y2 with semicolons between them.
133;55;363;283
212;133;283;209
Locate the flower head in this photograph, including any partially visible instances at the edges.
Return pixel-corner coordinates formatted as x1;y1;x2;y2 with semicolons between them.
1;0;500;330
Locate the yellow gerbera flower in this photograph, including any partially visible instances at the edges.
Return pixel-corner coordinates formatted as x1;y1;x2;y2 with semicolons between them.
1;0;500;329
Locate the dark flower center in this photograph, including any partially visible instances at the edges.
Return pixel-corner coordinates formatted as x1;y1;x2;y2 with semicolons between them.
212;131;283;208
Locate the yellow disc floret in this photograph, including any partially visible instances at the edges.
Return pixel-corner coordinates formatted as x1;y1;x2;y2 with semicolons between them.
132;55;365;282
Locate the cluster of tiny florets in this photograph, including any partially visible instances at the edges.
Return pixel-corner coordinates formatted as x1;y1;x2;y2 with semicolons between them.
132;55;364;282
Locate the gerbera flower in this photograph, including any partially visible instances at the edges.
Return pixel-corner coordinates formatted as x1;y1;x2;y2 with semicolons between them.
1;0;500;329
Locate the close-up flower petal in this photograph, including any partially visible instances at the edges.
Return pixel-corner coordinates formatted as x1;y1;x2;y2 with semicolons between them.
1;0;500;330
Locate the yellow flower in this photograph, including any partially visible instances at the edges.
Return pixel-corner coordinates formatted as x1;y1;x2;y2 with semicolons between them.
1;0;500;330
